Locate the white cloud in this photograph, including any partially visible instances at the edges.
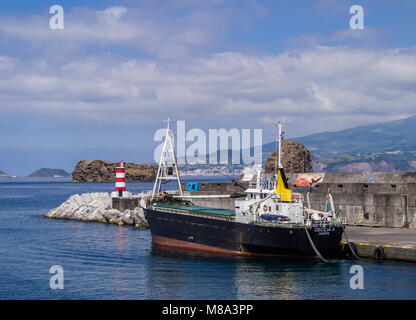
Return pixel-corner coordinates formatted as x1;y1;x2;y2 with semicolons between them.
0;5;415;136
0;44;415;136
0;5;227;60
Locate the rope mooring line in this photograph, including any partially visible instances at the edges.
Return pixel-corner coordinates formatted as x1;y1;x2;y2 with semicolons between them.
342;225;360;260
304;227;331;263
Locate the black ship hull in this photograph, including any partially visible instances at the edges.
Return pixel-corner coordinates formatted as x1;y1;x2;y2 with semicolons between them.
144;208;344;258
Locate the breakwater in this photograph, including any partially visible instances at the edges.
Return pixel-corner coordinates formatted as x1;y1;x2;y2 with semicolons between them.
44;192;148;227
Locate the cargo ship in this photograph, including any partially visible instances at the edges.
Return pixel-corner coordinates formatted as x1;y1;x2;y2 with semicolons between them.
143;120;346;259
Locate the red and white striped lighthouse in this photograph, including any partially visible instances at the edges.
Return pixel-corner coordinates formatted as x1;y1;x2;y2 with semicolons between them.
115;161;126;196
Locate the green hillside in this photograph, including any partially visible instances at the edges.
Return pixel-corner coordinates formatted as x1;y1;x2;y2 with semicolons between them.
294;116;416;158
261;115;416;172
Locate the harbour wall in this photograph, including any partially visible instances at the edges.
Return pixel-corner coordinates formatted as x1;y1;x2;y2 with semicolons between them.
341;240;416;262
341;226;416;262
303;172;416;229
308;183;415;228
181;181;246;210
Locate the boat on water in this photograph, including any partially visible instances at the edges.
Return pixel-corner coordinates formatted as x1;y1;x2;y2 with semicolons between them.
142;120;346;259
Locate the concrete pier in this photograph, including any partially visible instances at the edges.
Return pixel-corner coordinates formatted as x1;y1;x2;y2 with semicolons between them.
342;226;416;262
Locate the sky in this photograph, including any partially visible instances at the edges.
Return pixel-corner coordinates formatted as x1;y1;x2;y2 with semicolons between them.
0;0;416;175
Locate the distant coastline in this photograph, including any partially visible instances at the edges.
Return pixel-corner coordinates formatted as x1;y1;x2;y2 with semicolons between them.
0;170;16;178
28;168;70;178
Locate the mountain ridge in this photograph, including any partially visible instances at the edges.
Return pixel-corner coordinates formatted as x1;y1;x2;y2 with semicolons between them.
209;115;416;173
279;115;416;172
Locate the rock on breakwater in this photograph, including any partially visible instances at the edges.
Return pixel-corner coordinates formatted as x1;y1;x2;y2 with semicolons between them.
265;140;313;174
72;160;157;182
44;192;148;227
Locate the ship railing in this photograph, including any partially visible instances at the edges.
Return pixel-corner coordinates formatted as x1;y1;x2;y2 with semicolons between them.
154;206;235;222
273;193;304;203
248;182;274;190
257;216;347;229
337;217;347;226
255;221;305;228
248;182;257;189
311;220;332;228
310;217;347;228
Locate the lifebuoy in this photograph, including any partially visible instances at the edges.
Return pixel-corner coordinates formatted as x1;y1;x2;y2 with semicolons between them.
157;192;164;200
263;204;268;212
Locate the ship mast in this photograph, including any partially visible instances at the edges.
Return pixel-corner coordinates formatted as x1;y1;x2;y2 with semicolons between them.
278;121;282;169
274;122;278;175
151;118;183;200
274;121;283;172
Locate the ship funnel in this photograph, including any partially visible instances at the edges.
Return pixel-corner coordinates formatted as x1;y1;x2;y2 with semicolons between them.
276;168;292;201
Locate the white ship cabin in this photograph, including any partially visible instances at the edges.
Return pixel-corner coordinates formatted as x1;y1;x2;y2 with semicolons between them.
235;167;305;225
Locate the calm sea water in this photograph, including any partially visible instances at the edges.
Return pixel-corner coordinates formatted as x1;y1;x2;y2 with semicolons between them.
0;178;415;300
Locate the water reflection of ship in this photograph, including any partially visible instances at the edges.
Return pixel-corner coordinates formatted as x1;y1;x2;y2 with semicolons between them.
234;258;345;299
235;262;297;300
145;246;238;299
146;246;345;299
